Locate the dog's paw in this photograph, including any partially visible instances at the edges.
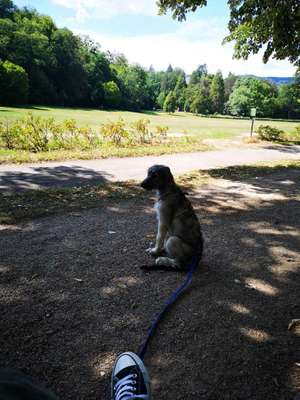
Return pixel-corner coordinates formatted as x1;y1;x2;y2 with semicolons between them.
146;247;161;257
155;257;180;269
155;257;168;266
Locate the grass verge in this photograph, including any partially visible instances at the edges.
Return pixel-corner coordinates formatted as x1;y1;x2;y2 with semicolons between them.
205;159;300;180
0;140;212;164
1;160;299;224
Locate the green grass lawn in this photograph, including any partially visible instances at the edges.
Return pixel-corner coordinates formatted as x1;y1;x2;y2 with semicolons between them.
1;105;299;139
0;106;299;163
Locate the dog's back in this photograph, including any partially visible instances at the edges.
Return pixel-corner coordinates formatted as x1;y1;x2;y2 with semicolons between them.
159;186;203;257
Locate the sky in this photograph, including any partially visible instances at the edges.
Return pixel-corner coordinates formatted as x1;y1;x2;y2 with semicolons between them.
13;0;296;77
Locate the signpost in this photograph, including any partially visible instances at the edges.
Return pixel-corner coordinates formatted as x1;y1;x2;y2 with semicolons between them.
250;107;256;137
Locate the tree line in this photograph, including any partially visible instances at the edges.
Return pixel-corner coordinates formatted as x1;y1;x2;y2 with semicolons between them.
0;0;299;119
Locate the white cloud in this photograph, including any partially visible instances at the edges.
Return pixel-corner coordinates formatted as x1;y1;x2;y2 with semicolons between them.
52;0;157;22
74;20;295;77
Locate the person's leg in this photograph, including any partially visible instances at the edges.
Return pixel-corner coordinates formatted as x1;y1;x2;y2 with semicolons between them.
111;352;151;400
0;368;59;400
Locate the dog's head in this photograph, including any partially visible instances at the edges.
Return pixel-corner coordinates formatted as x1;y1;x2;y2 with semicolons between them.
141;165;174;191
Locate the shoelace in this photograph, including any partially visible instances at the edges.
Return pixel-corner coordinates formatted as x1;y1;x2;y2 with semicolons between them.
114;373;148;400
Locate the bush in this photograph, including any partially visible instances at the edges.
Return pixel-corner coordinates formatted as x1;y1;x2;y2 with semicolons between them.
131;119;151;144
50;120;99;150
155;125;169;143
0;60;29;105
0;120;18;149
0;115;54;152
14;113;54;152
256;125;284;142
103;81;121;108
101;119;129;146
0;113;100;152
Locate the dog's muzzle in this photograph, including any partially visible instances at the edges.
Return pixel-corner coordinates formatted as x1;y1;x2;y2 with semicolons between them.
141;178;154;190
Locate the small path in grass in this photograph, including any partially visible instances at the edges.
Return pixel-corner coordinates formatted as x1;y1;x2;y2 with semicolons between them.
0;143;300;192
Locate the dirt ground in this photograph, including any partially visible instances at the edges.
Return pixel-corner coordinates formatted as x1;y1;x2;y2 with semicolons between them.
0;169;299;400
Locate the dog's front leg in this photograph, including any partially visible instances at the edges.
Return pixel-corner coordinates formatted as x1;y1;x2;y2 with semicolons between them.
147;219;168;257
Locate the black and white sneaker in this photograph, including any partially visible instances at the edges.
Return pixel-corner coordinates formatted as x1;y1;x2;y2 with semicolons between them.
111;352;151;400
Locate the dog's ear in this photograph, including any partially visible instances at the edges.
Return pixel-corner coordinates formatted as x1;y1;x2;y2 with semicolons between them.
164;166;174;184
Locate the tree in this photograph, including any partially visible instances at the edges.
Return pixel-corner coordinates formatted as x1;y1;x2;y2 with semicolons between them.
81;40;112;106
163;91;176;112
210;71;225;114
189;64;207;85
190;88;211;114
228;77;278;117
184;70;212;114
51;28;88;105
157;91;166;109
275;70;300;119
145;70;162;109
160;68;183;94
0;60;28;104
158;0;300;66
103;81;121;108
224;72;238;102
0;0;16;18
276;85;297;119
174;71;187;110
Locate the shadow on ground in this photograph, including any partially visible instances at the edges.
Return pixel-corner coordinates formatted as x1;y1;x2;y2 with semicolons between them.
0;166;113;193
262;144;300;154
0;167;299;399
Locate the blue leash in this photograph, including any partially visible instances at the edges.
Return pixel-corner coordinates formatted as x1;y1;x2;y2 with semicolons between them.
138;254;200;360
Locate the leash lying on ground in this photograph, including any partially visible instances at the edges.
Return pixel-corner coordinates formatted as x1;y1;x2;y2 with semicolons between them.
138;253;201;360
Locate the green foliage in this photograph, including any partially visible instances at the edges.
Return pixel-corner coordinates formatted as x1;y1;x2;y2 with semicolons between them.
210;71;225;114
163;91;176;112
228;77;277;117
223;0;300;66
189;64;207;85
158;0;300;66
0;113;101;152
190;89;210;114
0;111;174;153
256;125;284;142
1;0;299;119
0;0;16;18
113;62;151;111
10;113;52;152
0;60;28;104
174;72;187;110
157;91;166;109
103;81;121;108
224;72;238;101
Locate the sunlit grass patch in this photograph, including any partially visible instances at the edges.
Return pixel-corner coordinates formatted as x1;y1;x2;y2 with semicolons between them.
206;160;300;180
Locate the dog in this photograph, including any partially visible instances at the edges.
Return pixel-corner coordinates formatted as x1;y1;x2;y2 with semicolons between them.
141;165;203;270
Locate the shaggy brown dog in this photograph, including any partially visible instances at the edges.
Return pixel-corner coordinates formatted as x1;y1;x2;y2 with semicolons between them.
141;165;203;269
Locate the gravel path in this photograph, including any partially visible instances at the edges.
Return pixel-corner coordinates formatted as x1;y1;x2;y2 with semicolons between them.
1;144;300;192
1;168;299;399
